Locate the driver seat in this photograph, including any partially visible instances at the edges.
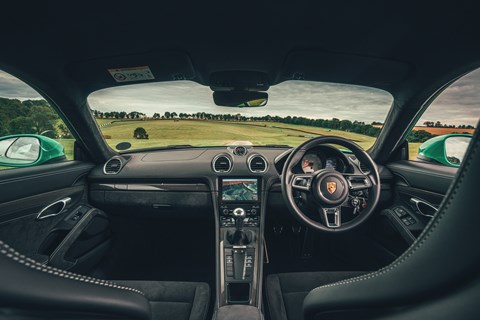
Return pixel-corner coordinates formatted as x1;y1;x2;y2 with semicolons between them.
266;125;480;320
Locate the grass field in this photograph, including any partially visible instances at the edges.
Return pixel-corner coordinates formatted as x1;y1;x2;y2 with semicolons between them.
98;119;377;150
409;142;422;160
3;120;458;170
412;126;475;135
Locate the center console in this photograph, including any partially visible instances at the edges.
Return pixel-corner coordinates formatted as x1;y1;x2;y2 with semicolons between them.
218;177;262;306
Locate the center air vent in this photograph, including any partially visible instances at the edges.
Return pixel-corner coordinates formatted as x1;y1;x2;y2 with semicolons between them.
104;157;123;174
213;155;232;173
248;155;267;173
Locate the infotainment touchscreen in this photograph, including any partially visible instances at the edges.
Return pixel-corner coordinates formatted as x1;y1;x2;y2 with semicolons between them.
222;178;259;201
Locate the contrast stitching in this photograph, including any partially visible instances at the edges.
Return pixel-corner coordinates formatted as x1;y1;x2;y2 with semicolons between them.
0;240;144;296
312;137;479;291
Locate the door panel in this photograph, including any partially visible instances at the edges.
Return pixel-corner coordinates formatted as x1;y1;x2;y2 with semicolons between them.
0;185;85;254
0;161;110;273
0;161;93;203
376;160;457;252
387;160;456;195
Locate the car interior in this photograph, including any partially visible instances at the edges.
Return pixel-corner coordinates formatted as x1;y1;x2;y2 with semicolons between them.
0;1;479;320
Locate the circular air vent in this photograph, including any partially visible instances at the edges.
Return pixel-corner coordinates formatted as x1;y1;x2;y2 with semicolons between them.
248;155;268;173
359;162;370;174
103;157;123;175
213;154;232;173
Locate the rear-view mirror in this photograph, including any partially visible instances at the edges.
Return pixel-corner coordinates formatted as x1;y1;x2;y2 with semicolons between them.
0;134;66;167
213;91;268;108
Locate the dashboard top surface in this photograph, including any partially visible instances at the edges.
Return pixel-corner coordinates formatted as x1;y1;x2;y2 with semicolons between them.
88;145;390;186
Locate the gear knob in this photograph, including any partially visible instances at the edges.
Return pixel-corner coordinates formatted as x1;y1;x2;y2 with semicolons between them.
233;208;246;230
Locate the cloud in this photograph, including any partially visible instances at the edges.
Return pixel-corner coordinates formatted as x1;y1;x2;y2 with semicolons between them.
0;70;42;100
418;69;480;126
1;67;478;127
88;80;395;123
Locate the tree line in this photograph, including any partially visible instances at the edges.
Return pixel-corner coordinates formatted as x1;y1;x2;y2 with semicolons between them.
0;98;71;138
91;109;477;143
423;121;474;129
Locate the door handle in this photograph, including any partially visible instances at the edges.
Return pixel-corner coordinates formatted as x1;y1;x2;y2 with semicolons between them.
410;198;437;218
36;197;71;220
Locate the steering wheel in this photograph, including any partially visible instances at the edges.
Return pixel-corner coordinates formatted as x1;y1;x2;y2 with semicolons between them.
281;136;381;232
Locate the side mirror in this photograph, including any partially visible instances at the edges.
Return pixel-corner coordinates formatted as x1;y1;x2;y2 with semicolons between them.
0;134;65;167
417;134;472;167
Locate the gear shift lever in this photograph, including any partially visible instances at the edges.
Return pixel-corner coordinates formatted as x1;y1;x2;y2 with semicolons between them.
228;208;250;245
233;208;246;230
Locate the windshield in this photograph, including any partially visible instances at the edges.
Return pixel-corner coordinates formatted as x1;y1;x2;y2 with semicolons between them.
88;81;393;151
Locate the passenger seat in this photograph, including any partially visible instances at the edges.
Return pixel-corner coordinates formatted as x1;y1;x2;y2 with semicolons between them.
0;240;210;320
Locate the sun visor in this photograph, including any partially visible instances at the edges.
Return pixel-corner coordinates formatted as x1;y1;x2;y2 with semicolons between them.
281;51;411;90
67;52;196;94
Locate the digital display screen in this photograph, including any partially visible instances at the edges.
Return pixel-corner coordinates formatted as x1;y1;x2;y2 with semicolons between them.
222;178;259;201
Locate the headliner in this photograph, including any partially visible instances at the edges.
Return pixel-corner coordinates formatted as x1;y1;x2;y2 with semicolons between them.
0;1;479;163
0;0;479;99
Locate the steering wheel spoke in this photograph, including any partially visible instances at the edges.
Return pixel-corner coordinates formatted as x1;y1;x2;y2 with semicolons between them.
291;174;314;192
319;206;342;228
343;173;373;191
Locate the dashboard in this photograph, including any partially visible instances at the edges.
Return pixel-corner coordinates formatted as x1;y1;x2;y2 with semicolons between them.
87;144;389;217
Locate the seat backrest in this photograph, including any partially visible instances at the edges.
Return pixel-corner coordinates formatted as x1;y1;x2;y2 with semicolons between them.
303;123;480;320
0;240;151;319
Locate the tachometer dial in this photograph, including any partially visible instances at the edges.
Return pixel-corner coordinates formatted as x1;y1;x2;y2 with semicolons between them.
301;153;322;173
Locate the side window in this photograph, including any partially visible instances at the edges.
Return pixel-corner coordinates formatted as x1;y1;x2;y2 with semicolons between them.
0;70;74;170
408;68;479;167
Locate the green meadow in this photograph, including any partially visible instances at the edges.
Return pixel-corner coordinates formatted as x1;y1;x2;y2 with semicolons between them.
3;120;424;170
98;119;377;150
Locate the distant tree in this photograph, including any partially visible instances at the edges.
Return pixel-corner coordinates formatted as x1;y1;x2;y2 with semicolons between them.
57;123;73;138
423;121;434;127
407;130;435;142
133;127;149;139
171;112;178;118
164;111;171;119
0;113;9;136
128;111;141;119
434;121;442;127
29;106;58;138
8;116;34;134
339;119;353;131
153;113;161;119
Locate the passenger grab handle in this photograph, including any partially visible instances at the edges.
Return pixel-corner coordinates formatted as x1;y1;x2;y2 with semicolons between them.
36;197;71;220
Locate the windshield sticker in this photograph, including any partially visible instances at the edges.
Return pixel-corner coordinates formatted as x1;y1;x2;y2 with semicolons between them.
108;66;155;83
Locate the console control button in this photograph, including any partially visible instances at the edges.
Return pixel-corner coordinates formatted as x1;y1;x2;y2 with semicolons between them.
394;207;406;218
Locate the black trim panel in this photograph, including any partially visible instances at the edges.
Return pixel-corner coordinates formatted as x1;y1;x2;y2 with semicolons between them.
387;160;457;195
0;161;94;203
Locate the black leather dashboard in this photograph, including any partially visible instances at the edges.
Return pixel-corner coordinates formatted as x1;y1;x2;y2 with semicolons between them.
88;146;393;216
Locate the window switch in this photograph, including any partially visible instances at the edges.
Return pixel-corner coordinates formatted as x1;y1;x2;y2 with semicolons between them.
394;207;406;218
401;217;411;226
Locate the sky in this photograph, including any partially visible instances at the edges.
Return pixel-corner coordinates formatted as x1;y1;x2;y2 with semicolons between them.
1;69;479;126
